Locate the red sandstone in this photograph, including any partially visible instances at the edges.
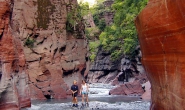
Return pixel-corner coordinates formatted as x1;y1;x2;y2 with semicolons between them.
135;0;185;109
0;1;31;109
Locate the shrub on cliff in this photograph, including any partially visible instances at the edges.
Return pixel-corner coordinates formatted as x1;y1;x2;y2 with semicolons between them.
66;2;89;34
24;38;35;48
89;41;100;61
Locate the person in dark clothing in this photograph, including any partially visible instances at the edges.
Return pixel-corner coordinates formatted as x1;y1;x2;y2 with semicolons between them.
71;80;79;107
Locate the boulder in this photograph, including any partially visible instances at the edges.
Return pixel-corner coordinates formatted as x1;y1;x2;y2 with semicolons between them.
109;80;144;95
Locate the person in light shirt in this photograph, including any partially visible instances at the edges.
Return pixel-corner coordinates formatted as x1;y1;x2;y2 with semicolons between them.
80;80;89;107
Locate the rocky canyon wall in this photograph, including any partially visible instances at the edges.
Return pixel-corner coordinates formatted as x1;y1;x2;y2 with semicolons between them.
88;46;149;97
88;46;146;83
0;0;31;109
11;0;88;100
135;0;185;109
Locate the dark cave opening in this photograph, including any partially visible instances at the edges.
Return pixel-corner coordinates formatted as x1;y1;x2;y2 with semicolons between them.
44;95;51;99
62;69;74;77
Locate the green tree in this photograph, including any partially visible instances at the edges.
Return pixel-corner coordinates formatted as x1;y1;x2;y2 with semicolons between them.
89;41;100;61
99;0;148;60
78;2;90;17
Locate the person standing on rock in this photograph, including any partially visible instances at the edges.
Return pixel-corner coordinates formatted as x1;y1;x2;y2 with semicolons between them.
80;80;89;107
71;80;79;107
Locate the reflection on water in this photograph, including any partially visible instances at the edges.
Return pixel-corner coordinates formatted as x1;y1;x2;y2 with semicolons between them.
23;83;150;110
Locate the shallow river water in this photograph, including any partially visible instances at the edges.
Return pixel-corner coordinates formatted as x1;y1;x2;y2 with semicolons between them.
23;83;150;110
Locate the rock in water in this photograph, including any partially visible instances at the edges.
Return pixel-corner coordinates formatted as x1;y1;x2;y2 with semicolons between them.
135;0;185;109
109;80;144;95
0;0;31;109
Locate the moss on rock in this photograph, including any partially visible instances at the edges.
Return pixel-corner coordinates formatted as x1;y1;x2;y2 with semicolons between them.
37;0;55;29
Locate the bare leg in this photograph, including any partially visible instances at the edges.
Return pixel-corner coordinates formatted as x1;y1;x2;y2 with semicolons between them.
74;97;78;104
72;96;76;107
85;94;89;106
72;95;75;104
86;94;89;103
82;94;85;105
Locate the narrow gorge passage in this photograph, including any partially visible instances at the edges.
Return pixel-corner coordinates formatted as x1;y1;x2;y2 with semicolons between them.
23;83;150;110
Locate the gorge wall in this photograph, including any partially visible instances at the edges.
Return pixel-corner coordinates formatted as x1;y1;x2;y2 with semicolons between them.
0;0;88;109
12;0;88;100
88;46;149;97
135;0;185;109
0;0;31;109
88;46;146;83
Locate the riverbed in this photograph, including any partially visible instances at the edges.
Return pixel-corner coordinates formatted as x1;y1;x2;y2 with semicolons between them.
23;83;150;110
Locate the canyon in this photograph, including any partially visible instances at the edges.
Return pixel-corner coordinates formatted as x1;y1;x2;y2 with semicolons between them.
2;0;185;109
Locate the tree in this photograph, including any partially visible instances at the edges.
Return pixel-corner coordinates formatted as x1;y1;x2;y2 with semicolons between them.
99;0;148;60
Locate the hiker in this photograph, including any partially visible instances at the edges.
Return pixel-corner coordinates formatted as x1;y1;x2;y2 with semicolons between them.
80;80;89;107
71;80;79;107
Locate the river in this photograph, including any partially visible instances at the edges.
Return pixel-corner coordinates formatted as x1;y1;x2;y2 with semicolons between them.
23;83;150;110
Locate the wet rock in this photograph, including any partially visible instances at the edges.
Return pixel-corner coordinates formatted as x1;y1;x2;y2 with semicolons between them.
109;80;144;95
135;0;185;109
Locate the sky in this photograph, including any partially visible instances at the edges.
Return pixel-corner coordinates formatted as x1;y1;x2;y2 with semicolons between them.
77;0;97;7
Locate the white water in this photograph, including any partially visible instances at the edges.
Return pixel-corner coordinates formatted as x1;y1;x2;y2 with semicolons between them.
88;83;114;96
23;83;150;110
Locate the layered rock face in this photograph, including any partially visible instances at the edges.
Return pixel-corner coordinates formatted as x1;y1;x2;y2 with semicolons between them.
88;47;120;83
0;0;31;109
135;0;185;109
11;0;88;99
88;46;146;83
88;47;149;97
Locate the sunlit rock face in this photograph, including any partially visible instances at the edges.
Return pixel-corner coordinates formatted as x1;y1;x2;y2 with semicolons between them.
0;0;31;109
135;0;185;109
11;0;89;100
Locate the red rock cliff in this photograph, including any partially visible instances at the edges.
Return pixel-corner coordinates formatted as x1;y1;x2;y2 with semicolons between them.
12;0;89;99
135;0;185;109
0;0;31;110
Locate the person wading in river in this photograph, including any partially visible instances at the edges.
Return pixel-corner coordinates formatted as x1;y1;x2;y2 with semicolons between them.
71;80;79;107
80;80;89;107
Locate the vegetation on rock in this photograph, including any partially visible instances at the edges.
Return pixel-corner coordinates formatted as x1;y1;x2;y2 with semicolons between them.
99;0;148;60
89;41;100;61
24;37;35;48
37;0;55;29
66;2;88;39
77;0;148;61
